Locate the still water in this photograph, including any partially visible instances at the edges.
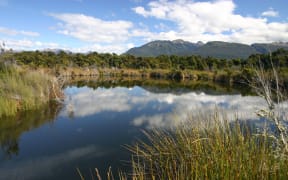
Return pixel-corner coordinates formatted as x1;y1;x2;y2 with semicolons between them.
0;80;269;179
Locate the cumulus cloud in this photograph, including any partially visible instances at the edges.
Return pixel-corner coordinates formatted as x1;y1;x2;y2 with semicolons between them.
1;38;132;54
1;39;59;50
70;43;135;54
261;8;279;17
49;13;133;44
132;0;288;44
1;38;134;53
0;27;40;37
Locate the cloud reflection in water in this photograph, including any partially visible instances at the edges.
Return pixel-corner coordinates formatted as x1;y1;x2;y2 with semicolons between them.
61;86;287;129
0;145;108;179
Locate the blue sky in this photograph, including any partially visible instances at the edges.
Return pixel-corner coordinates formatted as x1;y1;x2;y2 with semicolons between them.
0;0;287;53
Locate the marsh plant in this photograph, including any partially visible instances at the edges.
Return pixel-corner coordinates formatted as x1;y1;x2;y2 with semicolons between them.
0;62;63;117
125;113;287;179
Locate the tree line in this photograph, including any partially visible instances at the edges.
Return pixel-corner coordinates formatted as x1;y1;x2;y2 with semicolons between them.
1;48;287;72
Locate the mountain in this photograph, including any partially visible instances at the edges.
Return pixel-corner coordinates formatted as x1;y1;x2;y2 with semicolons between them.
125;40;288;59
126;39;203;57
193;41;258;59
251;42;288;54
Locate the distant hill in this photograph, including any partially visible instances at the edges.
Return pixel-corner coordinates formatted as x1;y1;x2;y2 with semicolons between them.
251;42;288;54
126;39;203;57
125;40;288;59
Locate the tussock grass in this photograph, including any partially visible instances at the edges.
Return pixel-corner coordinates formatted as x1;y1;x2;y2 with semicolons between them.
126;115;288;180
0;63;62;117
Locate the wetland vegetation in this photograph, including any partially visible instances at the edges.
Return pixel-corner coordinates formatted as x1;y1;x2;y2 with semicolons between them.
0;62;63;117
125;117;288;179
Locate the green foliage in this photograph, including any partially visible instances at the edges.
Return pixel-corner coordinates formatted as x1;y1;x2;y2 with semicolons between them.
7;49;288;72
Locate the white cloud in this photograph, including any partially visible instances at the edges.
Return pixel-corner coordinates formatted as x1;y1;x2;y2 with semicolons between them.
70;43;134;54
0;27;40;37
261;8;279;17
154;22;169;31
0;38;131;54
132;0;288;44
49;13;133;44
1;39;59;50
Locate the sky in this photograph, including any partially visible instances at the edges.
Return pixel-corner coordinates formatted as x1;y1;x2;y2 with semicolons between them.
0;0;287;53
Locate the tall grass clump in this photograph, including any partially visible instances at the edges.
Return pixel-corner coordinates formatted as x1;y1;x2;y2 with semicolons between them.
126;114;288;180
0;62;63;117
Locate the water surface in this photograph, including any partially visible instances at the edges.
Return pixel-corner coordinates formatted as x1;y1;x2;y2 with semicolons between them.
0;80;270;179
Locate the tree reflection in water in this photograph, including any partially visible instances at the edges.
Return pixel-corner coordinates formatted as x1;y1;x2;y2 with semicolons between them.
0;102;62;159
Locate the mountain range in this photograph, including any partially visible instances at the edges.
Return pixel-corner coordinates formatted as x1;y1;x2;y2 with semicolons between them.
125;40;288;59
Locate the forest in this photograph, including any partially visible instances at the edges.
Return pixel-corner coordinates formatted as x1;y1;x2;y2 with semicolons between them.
1;48;287;71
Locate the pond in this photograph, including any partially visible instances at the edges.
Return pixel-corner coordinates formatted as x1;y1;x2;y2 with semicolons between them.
0;79;270;179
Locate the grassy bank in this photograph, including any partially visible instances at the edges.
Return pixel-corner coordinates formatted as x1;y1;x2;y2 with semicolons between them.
0;63;63;117
53;66;243;84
